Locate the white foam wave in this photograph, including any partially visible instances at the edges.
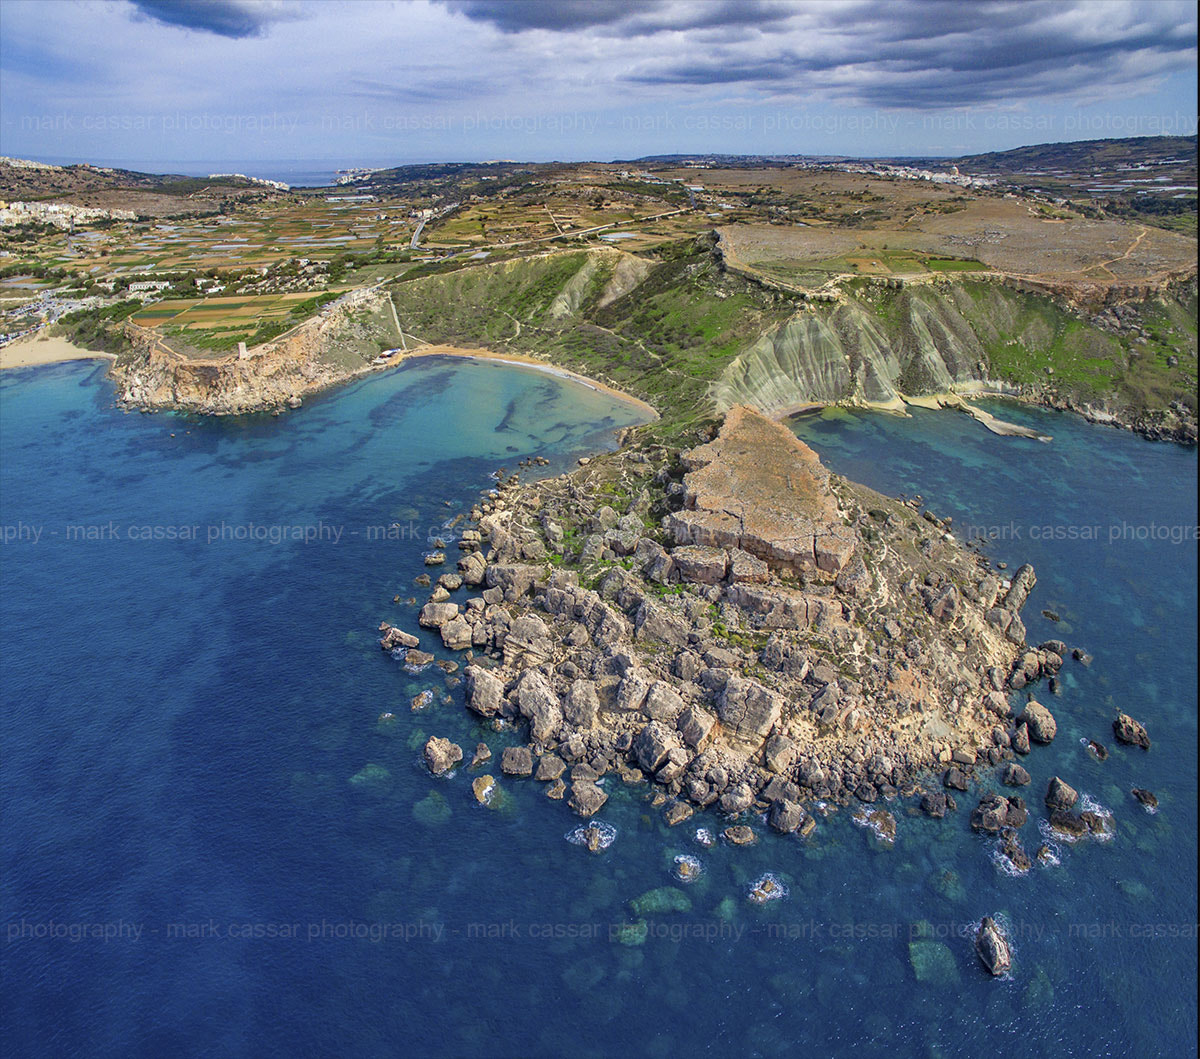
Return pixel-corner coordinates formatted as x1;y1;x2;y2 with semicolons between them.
851;806;897;845
673;854;704;883
990;845;1030;878
1079;794;1115;842
1037;842;1062;867
748;872;788;904
565;821;617;851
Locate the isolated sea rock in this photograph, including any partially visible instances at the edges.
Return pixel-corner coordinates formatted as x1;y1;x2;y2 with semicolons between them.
403;643;436;667
472;775;497;805
379;622;419;651
1112;713;1151;749
723;825;758;846
1131;787;1158;810
1045;776;1079;813
975;917;1012;976
998;832;1032;874
423;736;463;776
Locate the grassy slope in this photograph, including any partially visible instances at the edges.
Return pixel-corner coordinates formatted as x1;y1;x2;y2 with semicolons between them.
389;247;791;439
952;281;1197;414
386;242;1196;436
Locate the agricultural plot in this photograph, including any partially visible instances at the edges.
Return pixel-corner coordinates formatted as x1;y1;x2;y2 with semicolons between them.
422;192;691;250
720;183;1197;289
6;195;417;283
128;290;346;353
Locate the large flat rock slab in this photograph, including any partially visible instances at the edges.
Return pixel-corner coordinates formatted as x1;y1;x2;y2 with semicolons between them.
668;405;856;575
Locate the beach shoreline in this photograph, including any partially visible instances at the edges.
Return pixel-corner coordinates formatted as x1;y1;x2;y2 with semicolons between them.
395;343;661;420
0;332;115;371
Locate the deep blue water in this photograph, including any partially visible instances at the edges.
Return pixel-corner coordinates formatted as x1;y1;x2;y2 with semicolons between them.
1;367;1195;1058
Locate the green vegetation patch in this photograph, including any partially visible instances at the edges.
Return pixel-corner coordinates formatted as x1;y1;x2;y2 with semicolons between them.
387;243;792;442
926;258;988;272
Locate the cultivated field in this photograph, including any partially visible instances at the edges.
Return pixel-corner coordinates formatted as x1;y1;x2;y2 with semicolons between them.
690;169;1197;290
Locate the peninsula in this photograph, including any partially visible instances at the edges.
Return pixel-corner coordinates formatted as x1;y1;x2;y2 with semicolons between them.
388;401;1094;865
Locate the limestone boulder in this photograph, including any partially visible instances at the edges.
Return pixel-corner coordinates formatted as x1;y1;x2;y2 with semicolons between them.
717;675;783;751
424;736;463;776
464;665;505;717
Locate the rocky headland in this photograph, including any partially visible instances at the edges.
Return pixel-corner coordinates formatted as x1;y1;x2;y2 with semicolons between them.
386;405;1083;837
110;288;402;415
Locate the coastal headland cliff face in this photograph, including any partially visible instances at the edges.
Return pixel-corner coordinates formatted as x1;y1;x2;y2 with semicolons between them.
107;238;1196;441
383;406;1097;859
111;288;403;415
707;270;1197;441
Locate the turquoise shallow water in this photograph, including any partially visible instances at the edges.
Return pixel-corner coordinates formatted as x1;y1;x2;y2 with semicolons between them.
1;366;1195;1058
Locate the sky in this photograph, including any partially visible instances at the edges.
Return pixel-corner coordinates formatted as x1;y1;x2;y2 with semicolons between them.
0;0;1195;177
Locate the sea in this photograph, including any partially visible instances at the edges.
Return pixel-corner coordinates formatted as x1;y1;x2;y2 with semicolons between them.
22;158;418;188
1;359;1195;1058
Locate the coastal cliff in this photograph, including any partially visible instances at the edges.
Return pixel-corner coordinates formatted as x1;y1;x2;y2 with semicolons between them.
110;288;403;415
385;242;1197;443
710;276;1198;441
107;240;1196;441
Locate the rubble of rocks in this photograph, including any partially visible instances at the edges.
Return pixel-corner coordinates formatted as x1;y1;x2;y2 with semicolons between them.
382;405;1086;830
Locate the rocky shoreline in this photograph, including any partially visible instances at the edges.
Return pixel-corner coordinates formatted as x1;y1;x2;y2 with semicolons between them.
1021;386;1197;446
384;405;1095;844
106;323;1198;445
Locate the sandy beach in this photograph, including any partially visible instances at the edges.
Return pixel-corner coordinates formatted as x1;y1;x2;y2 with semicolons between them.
399;343;661;420
0;332;115;371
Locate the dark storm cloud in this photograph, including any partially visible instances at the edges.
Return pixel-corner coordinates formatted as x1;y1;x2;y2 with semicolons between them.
128;0;293;39
445;0;794;35
445;0;647;33
615;0;1197;108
